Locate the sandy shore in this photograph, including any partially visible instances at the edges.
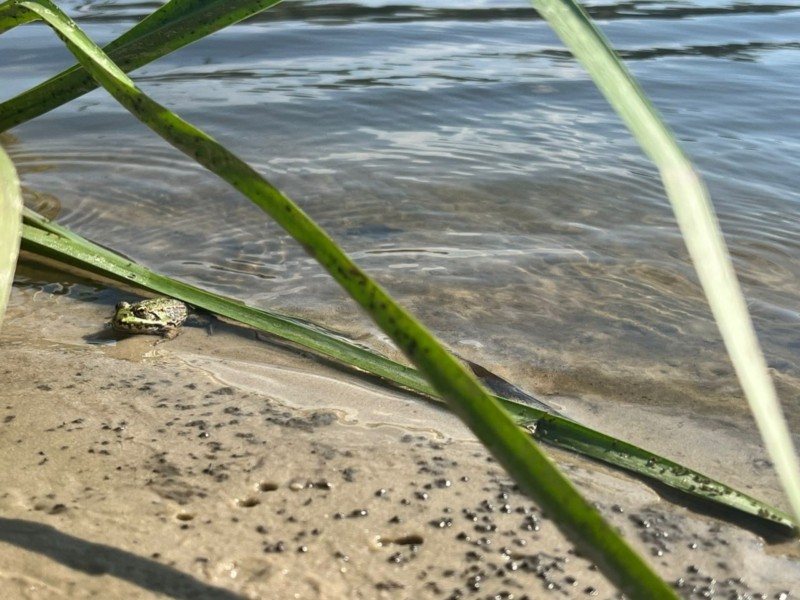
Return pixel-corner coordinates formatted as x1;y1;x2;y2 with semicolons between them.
1;285;798;599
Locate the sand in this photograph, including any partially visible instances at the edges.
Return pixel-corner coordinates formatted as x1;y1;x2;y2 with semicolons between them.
1;284;798;599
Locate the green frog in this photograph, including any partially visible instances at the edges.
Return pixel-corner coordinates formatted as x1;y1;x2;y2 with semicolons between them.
112;297;189;340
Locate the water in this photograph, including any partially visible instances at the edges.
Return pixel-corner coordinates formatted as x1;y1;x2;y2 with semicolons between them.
3;0;800;426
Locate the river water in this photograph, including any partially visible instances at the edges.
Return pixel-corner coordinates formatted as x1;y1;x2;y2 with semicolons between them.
3;0;800;428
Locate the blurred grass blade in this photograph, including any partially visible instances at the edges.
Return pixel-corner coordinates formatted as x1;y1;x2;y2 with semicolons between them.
12;3;680;596
0;0;282;131
21;208;796;533
530;0;800;524
0;142;22;329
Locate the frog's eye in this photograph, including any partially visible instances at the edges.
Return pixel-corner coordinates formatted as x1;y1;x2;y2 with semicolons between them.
133;307;152;318
115;302;129;311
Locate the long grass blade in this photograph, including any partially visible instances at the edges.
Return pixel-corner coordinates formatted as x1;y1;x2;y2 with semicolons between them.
21;209;796;533
530;0;800;524
0;0;282;131
12;2;680;595
0;142;22;328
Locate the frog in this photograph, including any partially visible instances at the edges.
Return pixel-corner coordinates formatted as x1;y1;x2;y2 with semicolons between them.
111;297;189;340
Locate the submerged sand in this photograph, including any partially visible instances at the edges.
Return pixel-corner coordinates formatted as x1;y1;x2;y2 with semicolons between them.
0;285;798;599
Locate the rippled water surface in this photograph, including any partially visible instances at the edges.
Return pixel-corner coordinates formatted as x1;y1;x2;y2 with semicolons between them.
4;0;800;423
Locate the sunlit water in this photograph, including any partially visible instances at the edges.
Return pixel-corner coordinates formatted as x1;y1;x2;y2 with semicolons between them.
4;0;800;426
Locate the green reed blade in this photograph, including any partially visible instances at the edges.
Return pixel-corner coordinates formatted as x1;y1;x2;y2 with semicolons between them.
0;1;35;32
0;0;282;131
12;3;679;596
0;143;22;329
530;0;800;525
19;209;798;534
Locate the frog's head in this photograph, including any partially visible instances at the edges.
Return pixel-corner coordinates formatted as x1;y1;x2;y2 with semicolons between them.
112;301;164;333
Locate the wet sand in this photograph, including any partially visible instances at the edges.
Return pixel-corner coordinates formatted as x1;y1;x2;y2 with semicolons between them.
1;286;798;599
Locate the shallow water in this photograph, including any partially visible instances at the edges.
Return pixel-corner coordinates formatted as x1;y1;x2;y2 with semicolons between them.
4;0;800;426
